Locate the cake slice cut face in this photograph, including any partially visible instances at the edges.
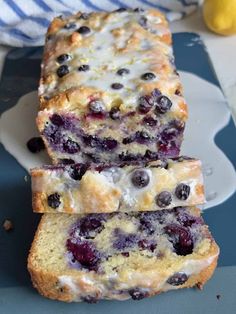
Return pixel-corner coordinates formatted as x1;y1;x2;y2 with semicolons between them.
28;207;219;302
31;157;205;214
37;9;188;164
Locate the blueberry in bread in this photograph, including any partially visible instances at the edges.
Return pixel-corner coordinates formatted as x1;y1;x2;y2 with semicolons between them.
28;207;219;302
31;157;205;214
37;9;188;164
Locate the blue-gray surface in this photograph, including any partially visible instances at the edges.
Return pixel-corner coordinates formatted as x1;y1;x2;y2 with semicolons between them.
0;33;235;313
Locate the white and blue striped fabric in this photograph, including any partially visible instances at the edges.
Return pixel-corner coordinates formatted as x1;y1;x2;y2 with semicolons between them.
0;0;200;47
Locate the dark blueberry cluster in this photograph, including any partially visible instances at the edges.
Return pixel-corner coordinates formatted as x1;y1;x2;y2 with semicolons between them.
59;158;75;165
78;64;90;72
66;239;100;270
44;115;82;155
158;141;180;159
164;223;193;256
113;228;138;250
155;96;172;114
137;88;172;117
116;68;130;76
68;163;88;180
114;8;127;13
82;296;98;303
138;95;155;114
160;121;184;142
43;123;62;146
129;288;149;300
167;272;188;286
139;218;155;235
139;211;165;234
156;191;172;208
70;214;107;239
144;150;159;161
156;120;185;158
142;116;157;127
118;150;159;163
136;131;152;143
139;16;148;29
109;107;120;120
57;54;71;64
175;89;182;96
76;215;105;239
77;26;91;35
111;83;124;90
121;252;130;257
83;135;118;151
123;130;153;145
50;114;75;130
131;169;150;188
119;152;143;162
63;139;80;154
175;183;191;200
27;137;45;153
65;207;203;277
138;239;156;252
57;65;69;78
55;52;71;77
176;210;203;227
141;72;156;81
47;193;61;209
50;113;64;126
66;214;108;270
152;88;162;98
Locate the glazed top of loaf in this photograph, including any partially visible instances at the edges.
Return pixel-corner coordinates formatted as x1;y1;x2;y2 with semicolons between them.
39;9;187;121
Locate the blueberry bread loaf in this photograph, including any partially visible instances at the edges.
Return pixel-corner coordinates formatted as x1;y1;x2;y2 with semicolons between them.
37;9;188;165
28;207;219;302
31;157;204;214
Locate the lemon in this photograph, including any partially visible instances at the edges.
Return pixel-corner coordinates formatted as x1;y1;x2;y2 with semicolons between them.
203;0;236;35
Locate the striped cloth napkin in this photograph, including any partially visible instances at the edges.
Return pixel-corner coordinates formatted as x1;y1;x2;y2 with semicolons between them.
0;0;200;47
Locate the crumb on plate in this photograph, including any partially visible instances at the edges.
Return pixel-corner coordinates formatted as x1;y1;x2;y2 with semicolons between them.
3;219;13;231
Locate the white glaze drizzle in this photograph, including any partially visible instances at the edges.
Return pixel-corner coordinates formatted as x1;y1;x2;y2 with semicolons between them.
57;248;219;301
31;161;204;213
39;10;182;112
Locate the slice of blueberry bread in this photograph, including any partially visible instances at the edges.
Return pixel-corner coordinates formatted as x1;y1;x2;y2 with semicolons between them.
31;157;204;214
37;9;188;164
28;207;219;302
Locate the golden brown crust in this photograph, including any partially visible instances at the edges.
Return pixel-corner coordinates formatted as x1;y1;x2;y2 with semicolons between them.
32;192;45;214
